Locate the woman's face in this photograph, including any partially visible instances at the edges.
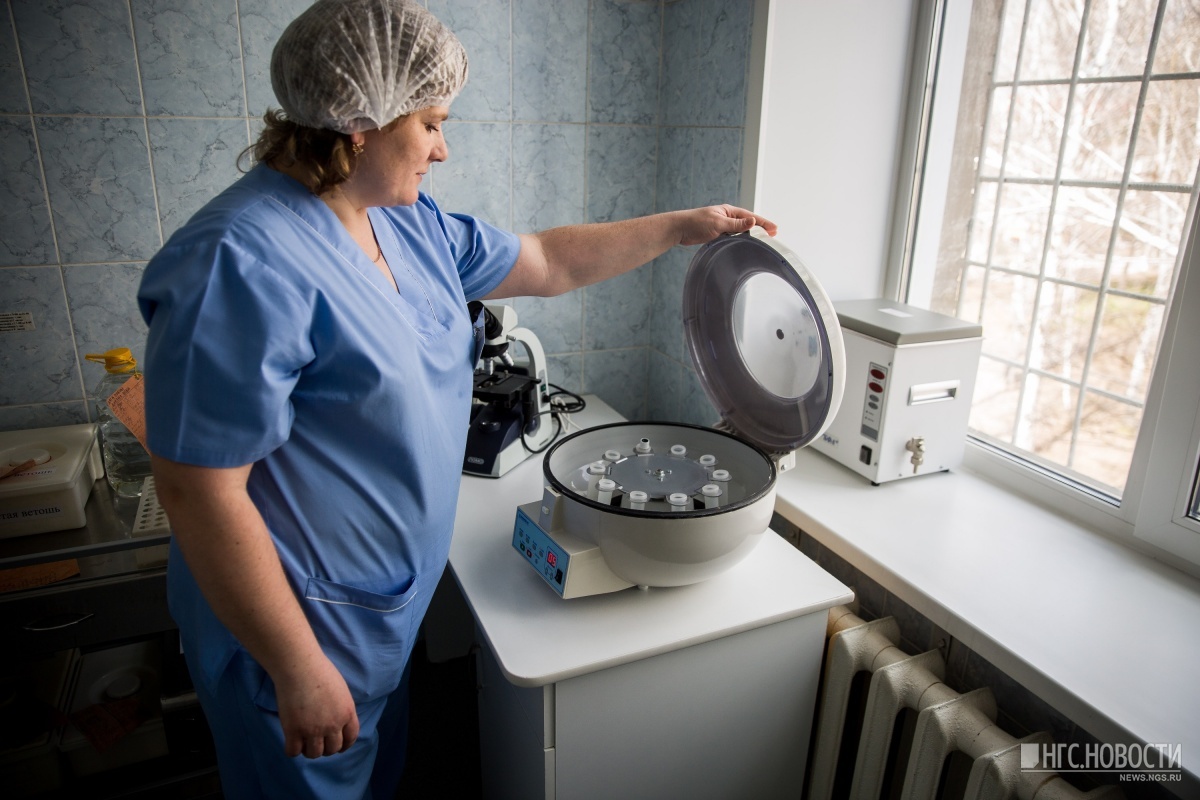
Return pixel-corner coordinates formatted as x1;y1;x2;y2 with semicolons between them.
350;106;450;207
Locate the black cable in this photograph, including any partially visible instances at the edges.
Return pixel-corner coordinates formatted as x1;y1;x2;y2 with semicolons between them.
521;412;561;455
520;383;586;454
547;383;586;413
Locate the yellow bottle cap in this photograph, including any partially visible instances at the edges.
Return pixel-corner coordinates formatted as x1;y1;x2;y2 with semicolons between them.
85;347;139;374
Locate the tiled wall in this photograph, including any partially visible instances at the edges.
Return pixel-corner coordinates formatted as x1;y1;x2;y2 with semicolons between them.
646;0;752;424
0;0;754;431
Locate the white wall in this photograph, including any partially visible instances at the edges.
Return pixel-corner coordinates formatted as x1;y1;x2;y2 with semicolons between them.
751;0;917;301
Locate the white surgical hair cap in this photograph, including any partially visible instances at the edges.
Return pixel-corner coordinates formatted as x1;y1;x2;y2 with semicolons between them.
271;0;468;133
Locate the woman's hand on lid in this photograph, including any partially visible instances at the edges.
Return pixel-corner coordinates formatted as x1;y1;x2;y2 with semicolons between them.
674;204;778;246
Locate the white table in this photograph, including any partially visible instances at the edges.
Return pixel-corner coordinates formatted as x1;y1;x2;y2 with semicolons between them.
446;397;852;800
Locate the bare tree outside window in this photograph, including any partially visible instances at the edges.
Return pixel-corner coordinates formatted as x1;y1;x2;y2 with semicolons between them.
927;0;1200;498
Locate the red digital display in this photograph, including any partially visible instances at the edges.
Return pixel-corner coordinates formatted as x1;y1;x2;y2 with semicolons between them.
547;551;557;567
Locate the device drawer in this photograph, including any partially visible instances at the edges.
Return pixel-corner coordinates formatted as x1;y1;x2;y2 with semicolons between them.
0;569;172;656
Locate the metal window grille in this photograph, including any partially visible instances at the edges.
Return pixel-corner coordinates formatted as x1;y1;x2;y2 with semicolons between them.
955;0;1200;497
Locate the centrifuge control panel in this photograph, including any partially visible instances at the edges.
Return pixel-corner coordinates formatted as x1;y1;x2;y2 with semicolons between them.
513;507;568;597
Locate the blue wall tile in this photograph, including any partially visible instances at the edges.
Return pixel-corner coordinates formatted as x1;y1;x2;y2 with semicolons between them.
547;352;582;396
693;0;752;127
584;347;648;420
661;0;751;127
0;10;28;113
513;0;588;123
584;265;652;350
132;0;245;117
655;125;692;213
238;0;313;118
655;126;743;213
431;0;511;122
588;0;661;125
149;118;247;238
882;591;938;654
692;126;743;206
0;267;82;405
645;347;683;419
512;123;585;233
64;263;149;389
0;402;88;432
38;116;160;264
0;116;55;266
516;291;584;355
680;364;718;426
849;568;887;620
660;0;699;128
431;121;512;229
13;0;142;115
587;124;657;223
649;245;693;363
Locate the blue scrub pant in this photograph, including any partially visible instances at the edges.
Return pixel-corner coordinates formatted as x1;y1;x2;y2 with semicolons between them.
188;647;411;800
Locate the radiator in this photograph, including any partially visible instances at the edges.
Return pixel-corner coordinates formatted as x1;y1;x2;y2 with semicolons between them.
804;606;1124;800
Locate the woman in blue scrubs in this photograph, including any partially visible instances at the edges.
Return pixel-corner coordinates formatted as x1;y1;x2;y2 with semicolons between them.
138;1;775;797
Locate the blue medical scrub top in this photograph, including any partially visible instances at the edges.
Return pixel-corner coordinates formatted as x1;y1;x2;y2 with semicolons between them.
137;164;519;704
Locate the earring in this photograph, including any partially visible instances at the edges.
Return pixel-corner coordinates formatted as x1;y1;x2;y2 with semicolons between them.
351;142;364;156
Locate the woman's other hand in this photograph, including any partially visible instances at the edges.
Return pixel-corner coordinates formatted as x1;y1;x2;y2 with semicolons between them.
276;653;361;758
151;455;361;758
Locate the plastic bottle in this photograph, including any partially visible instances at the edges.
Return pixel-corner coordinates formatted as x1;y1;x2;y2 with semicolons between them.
85;347;152;498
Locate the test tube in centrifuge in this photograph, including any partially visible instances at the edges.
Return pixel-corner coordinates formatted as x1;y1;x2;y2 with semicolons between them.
698;454;717;473
700;483;722;509
586;461;608;499
711;469;730;497
603;449;622;464
668;492;690;512
670;444;687;457
634;437;652;454
626;490;648;510
595;478;616;505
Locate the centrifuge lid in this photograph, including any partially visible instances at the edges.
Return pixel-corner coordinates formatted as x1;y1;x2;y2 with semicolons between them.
682;228;845;452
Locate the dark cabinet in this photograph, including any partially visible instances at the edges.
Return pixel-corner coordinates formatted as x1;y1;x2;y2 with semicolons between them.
0;481;217;798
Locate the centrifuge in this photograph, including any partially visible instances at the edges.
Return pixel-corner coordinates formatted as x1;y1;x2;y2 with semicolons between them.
513;227;845;597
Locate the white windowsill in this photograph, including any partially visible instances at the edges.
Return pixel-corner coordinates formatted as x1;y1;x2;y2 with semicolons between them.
773;448;1200;789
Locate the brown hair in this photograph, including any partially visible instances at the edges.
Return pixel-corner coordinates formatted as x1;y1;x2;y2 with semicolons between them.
241;109;357;196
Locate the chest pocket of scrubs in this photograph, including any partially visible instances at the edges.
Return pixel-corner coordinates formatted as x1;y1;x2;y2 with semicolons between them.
253;574;422;709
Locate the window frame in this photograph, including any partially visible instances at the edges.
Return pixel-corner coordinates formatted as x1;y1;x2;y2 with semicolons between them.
1128;203;1200;560
896;0;1200;572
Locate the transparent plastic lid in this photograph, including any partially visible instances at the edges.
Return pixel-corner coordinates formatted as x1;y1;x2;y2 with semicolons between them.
682;229;845;452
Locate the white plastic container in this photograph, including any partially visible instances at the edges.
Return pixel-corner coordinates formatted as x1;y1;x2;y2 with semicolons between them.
0;424;103;538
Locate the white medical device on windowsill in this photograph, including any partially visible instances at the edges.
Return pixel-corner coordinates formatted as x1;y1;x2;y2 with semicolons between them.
809;299;982;485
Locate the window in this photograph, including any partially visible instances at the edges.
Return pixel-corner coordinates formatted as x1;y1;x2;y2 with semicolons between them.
901;0;1200;565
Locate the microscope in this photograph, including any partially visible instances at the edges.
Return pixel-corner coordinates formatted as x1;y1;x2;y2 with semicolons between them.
463;303;555;478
